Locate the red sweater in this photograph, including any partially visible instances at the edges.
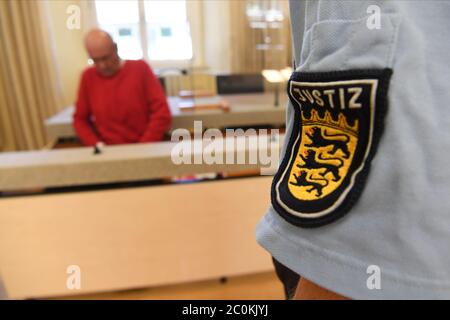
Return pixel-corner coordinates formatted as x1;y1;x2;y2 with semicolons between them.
74;60;171;146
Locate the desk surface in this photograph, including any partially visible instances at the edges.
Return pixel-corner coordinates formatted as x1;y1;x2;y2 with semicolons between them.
45;93;287;141
0;134;284;191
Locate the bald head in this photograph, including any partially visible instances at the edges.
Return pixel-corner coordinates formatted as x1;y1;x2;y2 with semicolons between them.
84;29;121;77
85;29;114;51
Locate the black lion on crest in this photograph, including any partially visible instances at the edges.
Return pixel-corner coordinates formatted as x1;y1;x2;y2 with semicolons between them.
305;126;351;159
298;149;343;182
290;170;329;197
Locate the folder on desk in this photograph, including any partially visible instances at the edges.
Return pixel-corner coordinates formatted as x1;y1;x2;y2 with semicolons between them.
177;96;230;112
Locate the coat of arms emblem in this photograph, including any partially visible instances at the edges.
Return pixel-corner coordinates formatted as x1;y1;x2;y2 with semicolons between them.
272;69;392;227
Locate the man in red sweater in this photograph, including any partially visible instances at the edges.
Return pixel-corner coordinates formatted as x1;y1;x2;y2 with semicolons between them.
74;29;171;146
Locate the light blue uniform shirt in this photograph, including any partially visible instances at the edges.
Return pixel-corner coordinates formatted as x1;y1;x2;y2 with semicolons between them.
256;0;450;299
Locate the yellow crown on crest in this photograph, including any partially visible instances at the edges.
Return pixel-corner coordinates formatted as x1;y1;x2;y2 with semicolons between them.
302;110;359;136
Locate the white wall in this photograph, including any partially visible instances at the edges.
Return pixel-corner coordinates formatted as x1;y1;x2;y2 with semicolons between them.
45;0;89;107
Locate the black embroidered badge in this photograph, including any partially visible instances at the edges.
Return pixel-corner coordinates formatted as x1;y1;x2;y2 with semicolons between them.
272;69;392;228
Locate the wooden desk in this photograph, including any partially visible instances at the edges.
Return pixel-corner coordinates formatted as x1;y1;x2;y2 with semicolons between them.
0;134;283;191
0;176;273;299
45;93;287;141
0;134;281;298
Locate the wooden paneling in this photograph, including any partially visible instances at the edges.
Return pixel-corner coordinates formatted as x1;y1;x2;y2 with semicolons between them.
0;176;273;299
163;74;217;97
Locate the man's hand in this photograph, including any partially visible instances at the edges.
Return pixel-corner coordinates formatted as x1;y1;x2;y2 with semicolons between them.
294;277;349;300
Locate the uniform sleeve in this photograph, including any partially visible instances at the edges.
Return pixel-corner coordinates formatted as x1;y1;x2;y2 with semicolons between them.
139;62;172;143
73;70;101;146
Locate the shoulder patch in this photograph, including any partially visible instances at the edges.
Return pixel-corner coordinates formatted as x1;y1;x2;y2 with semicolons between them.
272;69;392;228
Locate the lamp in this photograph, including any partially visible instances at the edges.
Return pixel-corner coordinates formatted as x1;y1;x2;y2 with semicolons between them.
280;67;293;81
262;68;292;107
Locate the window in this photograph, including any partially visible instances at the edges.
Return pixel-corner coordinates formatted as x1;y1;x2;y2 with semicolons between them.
144;1;193;60
95;0;142;60
95;0;194;63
